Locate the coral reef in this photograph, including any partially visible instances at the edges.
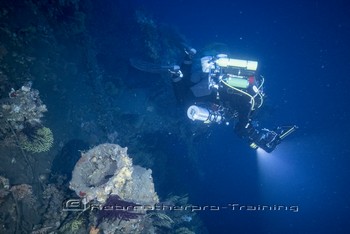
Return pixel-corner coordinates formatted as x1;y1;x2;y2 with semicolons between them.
143;194;200;233
0;82;53;159
0;176;40;233
69;143;163;234
134;10;184;64
135;10;161;61
0;82;47;134
39;183;68;230
0;82;53;155
0;0;209;233
34;0;87;37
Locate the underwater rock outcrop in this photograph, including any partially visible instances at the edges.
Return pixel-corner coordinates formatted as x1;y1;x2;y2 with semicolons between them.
69;143;159;205
0;175;39;233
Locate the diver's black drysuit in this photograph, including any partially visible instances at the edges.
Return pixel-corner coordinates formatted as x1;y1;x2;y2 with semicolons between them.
171;54;281;153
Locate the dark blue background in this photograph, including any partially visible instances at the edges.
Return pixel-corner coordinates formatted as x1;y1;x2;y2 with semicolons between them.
98;0;350;233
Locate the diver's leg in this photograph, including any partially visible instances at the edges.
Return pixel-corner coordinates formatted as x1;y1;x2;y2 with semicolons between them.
172;48;197;105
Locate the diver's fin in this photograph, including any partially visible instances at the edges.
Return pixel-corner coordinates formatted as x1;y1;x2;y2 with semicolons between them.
129;58;172;73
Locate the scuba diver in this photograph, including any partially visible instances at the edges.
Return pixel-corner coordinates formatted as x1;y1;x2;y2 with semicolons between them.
131;47;297;153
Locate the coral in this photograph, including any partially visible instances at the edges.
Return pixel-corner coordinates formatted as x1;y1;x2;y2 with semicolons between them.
69;144;158;205
146;194;199;234
19;126;53;153
41;184;67;229
70;219;84;233
57;215;88;234
0;176;10;189
146;212;174;229
0;82;49;143
9;184;32;200
69;144;160;234
2;82;47;128
0;176;10;205
9;184;37;207
0;189;10;204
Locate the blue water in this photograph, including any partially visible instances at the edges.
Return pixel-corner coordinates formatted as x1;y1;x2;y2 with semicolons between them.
94;1;350;233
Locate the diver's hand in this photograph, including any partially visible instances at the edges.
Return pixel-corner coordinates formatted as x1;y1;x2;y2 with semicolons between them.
168;65;183;82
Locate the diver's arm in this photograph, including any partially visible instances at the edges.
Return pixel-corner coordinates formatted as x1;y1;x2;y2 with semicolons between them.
235;120;281;153
235;120;298;153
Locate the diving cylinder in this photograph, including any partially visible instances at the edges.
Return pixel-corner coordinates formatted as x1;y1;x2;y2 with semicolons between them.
226;77;249;89
187;105;223;123
216;58;258;71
